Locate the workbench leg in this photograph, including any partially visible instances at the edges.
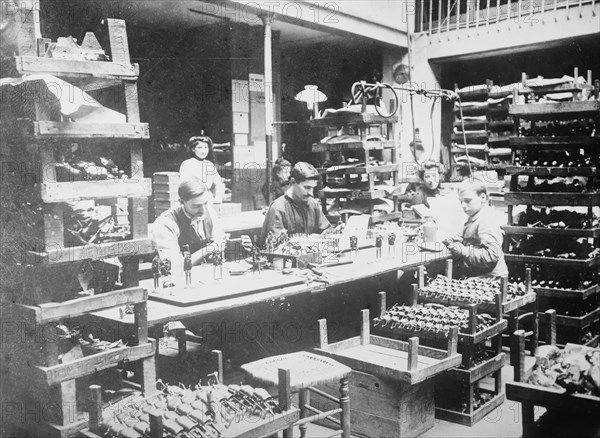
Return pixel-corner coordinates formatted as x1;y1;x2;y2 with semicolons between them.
521;402;535;438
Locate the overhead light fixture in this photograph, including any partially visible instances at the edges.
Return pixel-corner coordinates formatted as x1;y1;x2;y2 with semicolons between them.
294;85;327;119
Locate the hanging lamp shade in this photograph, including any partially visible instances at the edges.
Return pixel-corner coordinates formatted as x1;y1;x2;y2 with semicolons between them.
294;85;327;118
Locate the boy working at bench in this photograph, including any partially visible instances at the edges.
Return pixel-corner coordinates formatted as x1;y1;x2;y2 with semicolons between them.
443;178;508;278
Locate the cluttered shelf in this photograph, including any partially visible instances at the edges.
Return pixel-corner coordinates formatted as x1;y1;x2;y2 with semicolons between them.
309;113;398;127
509;136;600;146
0;119;150;139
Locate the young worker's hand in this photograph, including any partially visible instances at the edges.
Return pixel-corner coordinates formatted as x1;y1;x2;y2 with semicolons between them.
446;241;467;257
240;235;254;253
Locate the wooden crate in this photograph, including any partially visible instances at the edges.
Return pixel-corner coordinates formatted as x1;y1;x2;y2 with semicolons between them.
313;309;460;436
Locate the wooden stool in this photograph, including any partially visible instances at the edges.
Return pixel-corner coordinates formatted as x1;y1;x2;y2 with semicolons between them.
241;351;352;438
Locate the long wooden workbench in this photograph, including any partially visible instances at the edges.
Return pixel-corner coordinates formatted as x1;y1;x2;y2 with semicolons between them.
92;243;449;362
96;244;448;324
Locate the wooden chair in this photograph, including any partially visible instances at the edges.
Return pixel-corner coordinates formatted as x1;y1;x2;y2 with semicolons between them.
241;351;352;438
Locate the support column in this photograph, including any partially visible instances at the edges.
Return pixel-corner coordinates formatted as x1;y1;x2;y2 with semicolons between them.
262;13;275;204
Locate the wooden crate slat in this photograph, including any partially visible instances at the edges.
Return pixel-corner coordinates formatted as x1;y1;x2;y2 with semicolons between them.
31;121;149;139
509;101;600;117
444;353;505;384
312;140;396;152
509;136;600;146
37;342;155;385
14;287;146;324
555;307;600;328
502;225;600;237
41;179;151;202
534;284;599;300
504;192;600;206
27;237;155;265
505;254;600;268
435;393;505;426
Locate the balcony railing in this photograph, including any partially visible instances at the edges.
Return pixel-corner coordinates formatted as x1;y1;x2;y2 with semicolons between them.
415;0;597;34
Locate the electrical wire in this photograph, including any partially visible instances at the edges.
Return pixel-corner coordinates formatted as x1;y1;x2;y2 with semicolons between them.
347;78;459;168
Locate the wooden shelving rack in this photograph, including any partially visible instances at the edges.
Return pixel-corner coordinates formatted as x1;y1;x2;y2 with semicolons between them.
503;71;600;348
310;107;403;223
1;9;156;437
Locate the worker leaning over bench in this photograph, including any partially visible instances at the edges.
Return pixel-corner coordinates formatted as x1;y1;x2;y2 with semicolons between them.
152;177;227;269
260;161;331;246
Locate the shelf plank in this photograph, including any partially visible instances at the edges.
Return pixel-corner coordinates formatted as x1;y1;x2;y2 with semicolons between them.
555;307;600;328
509;101;600;118
37;342;155;385
505;166;598;176
321;163;400;175
41;179;151;202
453;163;508;170
19;121;150;139
312;140;396;152
451;131;488;141
505;254;600;268
13;56;138;91
12;287;147;324
27;237;155;265
451;147;488;154
487;135;511;144
509;136;600;146
310;113;397;127
502;225;600;237
488;120;514;129
453;120;487;129
533;284;599;300
504;192;600;206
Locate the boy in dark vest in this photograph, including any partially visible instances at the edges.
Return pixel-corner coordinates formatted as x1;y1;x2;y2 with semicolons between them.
152;177;226;270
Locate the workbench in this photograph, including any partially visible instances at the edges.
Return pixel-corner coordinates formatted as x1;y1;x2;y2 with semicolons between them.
91;243;449;364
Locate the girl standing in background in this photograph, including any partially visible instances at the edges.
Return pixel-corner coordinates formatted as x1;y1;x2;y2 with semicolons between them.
179;135;225;204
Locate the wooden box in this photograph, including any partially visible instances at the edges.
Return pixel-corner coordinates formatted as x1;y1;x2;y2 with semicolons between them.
318;370;436;437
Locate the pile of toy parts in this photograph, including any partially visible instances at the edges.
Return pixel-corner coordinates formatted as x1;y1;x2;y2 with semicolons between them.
527;344;600;396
